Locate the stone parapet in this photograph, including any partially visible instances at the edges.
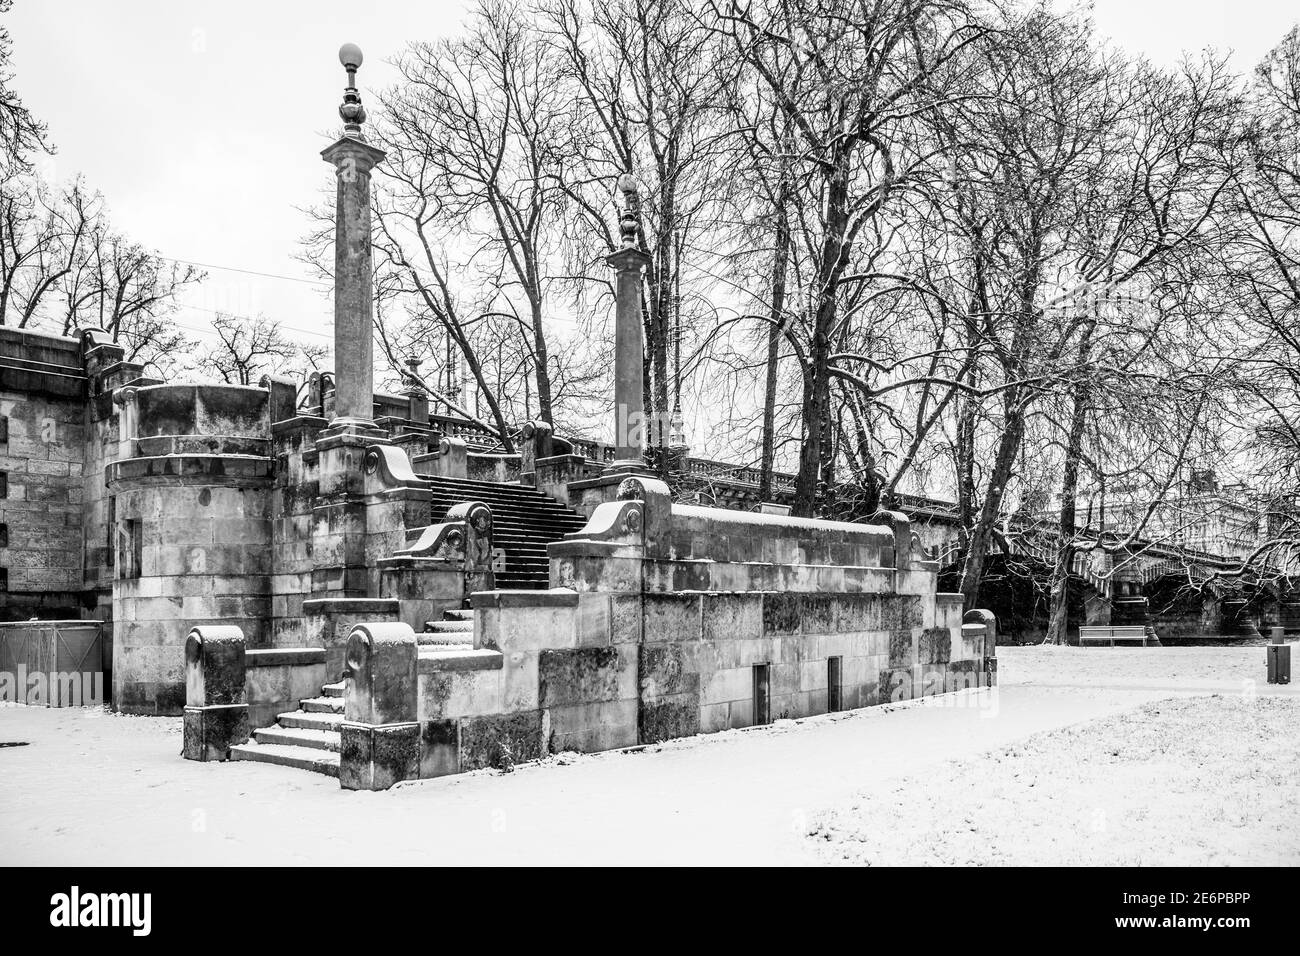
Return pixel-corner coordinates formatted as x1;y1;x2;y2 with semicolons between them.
303;596;400;678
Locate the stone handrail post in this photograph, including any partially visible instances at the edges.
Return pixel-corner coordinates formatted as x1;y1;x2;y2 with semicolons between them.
182;625;251;761
340;622;419;790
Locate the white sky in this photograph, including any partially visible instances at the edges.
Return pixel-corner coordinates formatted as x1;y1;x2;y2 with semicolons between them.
5;0;1298;366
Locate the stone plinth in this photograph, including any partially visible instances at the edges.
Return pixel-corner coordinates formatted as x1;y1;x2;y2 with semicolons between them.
182;626;250;761
340;621;419;790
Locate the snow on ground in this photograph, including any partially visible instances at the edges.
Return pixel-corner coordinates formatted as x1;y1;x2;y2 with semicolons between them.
811;694;1300;866
0;645;1295;866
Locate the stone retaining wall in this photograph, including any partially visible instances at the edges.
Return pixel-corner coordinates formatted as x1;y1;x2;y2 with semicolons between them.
338;475;995;789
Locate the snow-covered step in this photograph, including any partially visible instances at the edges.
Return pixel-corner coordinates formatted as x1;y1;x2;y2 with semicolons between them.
230;742;339;777
276;710;343;732
253;726;341;752
416;634;473;650
300;696;344;714
322;681;344;698
424;619;473;633
443;608;474;622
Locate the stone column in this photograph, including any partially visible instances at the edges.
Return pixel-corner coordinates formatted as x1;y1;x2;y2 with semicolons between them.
319;43;386;432
606;175;652;474
311;45;393;599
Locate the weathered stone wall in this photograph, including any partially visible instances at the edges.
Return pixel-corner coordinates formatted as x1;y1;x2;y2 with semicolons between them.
0;329;89;621
107;383;275;714
269;416;325;646
394;477;990;782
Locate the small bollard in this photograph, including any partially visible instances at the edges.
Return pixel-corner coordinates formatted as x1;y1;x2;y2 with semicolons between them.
1267;628;1290;685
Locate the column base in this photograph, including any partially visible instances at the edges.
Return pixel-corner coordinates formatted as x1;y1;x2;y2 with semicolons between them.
182;703;250;761
318;416;389;444
602;458;653;476
339;721;420;790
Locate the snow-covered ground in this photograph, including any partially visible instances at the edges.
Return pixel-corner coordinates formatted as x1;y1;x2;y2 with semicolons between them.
812;694;1299;865
1;645;1295;865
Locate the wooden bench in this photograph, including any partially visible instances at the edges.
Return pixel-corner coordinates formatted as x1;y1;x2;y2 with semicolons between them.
1078;625;1149;647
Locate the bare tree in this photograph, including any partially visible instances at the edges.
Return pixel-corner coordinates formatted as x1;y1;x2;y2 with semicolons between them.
380;0;569;426
0;0;48;178
199;313;304;385
712;0;988;516
544;0;736;454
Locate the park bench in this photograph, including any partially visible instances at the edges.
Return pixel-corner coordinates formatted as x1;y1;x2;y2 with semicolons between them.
1078;625;1149;647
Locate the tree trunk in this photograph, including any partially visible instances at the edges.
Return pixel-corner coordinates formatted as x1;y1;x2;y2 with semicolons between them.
793;155;850;517
758;184;790;502
959;389;1025;608
1046;325;1095;644
1044;404;1084;645
530;297;554;424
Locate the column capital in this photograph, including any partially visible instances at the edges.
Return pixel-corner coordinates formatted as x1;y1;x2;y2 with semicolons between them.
321;136;387;174
605;246;651;272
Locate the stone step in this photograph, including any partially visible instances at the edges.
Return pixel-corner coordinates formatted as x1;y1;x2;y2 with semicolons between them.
495;577;549;589
229;742;340;777
443;608;475;621
322;681;345;698
425;489;579;506
424;619;473;633
277;710;343;731
427;510;584;529
301;696;344;714
254;726;341;752
423;488;584;508
426;489;583;507
419;631;473;646
425;477;558;495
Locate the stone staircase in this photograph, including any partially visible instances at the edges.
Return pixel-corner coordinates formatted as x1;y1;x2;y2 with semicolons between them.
227;609;488;777
423;475;588;589
420;606;474;648
226;477;585;777
230;680;345;777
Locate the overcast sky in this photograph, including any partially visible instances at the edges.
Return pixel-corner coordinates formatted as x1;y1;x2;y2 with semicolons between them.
5;0;1298;363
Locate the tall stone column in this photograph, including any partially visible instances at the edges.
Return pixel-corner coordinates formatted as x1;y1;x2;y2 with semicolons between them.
606;175;652;474
320;42;386;432
310;44;390;601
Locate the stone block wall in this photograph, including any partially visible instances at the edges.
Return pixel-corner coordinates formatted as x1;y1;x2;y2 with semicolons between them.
245;647;328;728
269;416;326;646
374;477;990;786
637;589;977;737
107;383;277;714
0;329;89;620
110;477;273;713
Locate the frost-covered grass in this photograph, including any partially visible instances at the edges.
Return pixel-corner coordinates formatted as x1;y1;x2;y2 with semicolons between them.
810;694;1300;866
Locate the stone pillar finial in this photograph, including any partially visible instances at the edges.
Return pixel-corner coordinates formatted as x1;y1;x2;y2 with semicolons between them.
404;355;429;424
338;43;367;140
403;355;423;392
616;173;640;249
